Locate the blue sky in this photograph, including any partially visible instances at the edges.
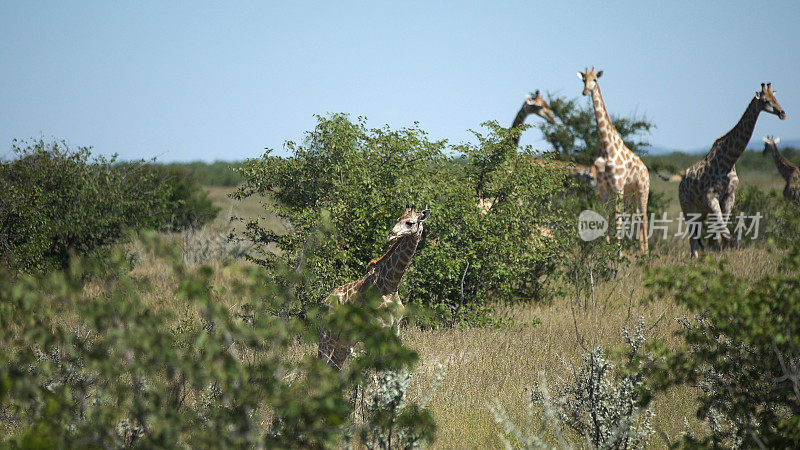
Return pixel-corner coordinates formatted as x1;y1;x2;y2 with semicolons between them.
1;1;799;162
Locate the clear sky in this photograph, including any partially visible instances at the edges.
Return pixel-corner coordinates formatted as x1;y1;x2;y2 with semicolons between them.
1;1;798;162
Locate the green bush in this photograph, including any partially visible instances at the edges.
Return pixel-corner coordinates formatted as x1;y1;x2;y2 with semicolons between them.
732;184;799;246
0;139;217;273
141;164;219;231
233;114;572;326
0;231;433;448
646;217;800;447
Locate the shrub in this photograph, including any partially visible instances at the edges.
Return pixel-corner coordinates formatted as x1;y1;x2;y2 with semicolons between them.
0;139;217;273
646;216;800;447
233;114;572;326
489;318;654;449
151;164;219;231
732;184;799;246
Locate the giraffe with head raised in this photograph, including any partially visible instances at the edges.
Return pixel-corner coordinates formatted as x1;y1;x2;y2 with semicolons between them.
318;206;430;370
762;136;800;204
679;83;786;258
578;68;650;253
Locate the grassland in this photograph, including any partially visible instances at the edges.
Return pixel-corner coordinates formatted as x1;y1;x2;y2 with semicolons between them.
164;165;787;448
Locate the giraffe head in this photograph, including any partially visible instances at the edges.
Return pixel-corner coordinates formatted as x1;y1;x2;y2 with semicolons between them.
762;135;781;156
523;91;555;124
577;67;603;96
756;83;786;120
387;206;430;242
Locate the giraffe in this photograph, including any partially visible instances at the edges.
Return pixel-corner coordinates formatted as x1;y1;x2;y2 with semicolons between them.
511;90;556;148
318;206;430;370
477;91;555;211
679;83;786;258
762;136;800;204
578;68;650;253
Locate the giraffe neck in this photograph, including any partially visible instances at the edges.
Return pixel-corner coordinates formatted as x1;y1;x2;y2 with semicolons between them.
372;233;421;294
770;145;799;181
589;85;621;159
510;105;529;147
708;97;761;174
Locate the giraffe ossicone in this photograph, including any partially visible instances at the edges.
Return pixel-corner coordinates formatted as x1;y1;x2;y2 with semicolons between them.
318;206;430;370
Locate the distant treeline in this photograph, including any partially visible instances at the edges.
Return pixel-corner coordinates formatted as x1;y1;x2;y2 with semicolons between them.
159;160;244;186
644;146;800;176
164;147;800;187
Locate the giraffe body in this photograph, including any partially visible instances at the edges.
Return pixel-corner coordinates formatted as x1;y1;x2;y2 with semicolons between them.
763;136;800;204
318;207;429;370
679;83;786;258
578;68;650;253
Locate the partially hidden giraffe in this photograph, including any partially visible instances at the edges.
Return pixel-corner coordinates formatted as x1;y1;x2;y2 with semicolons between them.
763;136;800;204
318;207;430;370
679;83;786;258
478;91;555;212
511;90;556;148
578;68;650;253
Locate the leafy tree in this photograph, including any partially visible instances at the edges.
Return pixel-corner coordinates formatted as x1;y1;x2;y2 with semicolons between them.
539;94;654;166
233;114;571;326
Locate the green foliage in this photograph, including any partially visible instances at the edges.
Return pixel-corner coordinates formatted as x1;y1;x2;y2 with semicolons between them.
233;114;572;326
151;165;220;231
0;231;433;448
732;185;800;246
164;161;244;187
646;217;800;448
0;139;217;273
539;94;654;166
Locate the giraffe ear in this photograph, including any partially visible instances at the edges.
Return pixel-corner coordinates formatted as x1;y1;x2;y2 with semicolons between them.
763;137;770;144
577;72;585;81
596;70;603;78
774;137;780;144
418;210;430;222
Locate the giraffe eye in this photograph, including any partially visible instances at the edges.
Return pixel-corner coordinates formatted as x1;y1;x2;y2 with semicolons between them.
406;221;414;227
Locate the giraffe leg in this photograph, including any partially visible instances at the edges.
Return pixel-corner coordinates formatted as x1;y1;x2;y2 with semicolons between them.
720;187;737;249
705;195;732;251
678;184;701;259
638;189;649;254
